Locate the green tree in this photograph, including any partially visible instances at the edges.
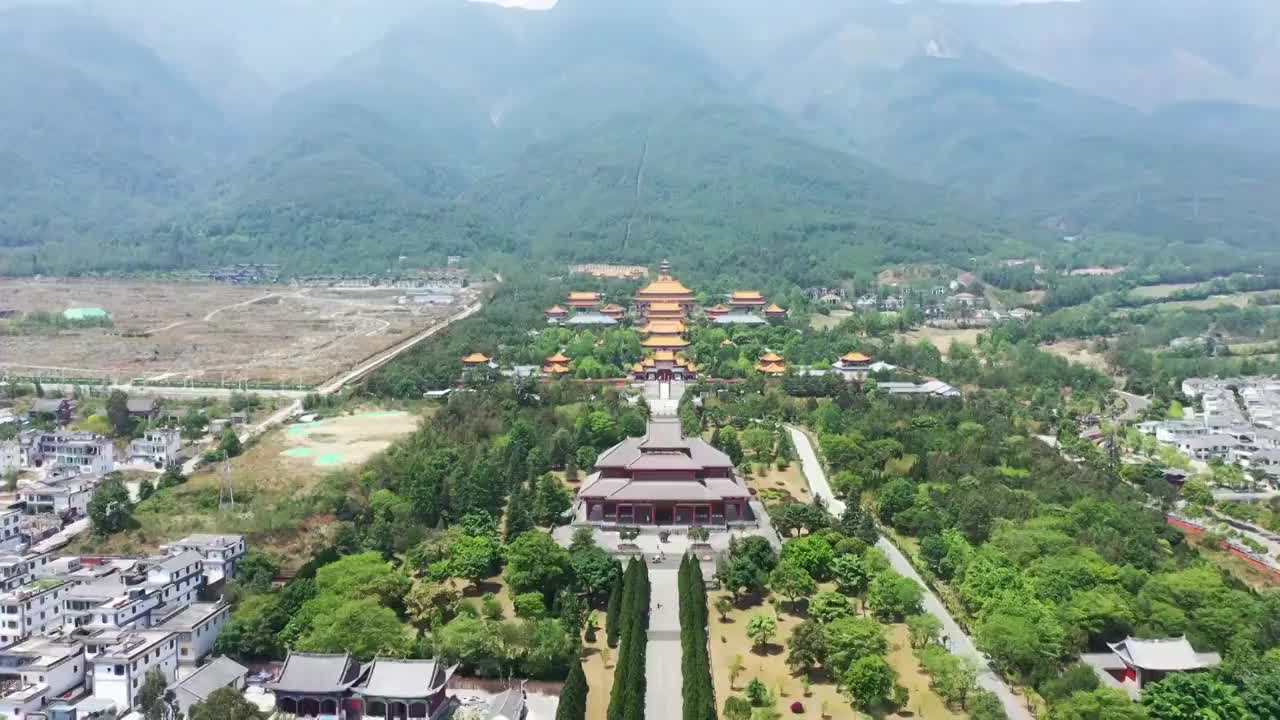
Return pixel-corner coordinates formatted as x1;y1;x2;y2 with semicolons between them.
405;581;460;632
236;550;281;594
769;560;816;611
533;473;572;526
448;533;500;589
219;428;243;458
556;660;588;720
505;483;536;540
1051;689;1147;720
87;473;133;535
138;667;178;720
1141;673;1248;720
746;614;778;652
575;445;598;471
831;553;871;597
296;598;411;660
824;616;887;675
606;577;622;647
780;535;835;580
189;687;266;720
807;591;854;625
842;655;897;710
514;592;547;619
214;593;283;659
787;619;826;673
106;389;133;437
504;531;572;600
314;552;411;609
866;573;924;621
907;613;943;649
723;696;753;720
1180;478;1215;509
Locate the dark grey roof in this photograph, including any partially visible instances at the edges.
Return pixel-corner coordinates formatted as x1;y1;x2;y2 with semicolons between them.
639;420;686;450
126;398;158;413
487;685;527;720
173;656;247;701
353;658;454;698
713;313;766;325
269;652;360;694
565;313;617;326
31;399;69;413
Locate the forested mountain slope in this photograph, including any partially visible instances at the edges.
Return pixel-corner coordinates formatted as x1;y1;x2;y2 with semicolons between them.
2;0;1280;277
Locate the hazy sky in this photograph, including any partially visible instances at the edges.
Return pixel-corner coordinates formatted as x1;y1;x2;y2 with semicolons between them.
467;0;1076;8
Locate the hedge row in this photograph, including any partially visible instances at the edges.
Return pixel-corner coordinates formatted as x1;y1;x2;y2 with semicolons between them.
606;558;650;720
679;554;716;720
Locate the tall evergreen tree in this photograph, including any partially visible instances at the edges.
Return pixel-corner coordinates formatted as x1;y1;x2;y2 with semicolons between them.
504;484;535;541
605;576;622;647
556;660;588;720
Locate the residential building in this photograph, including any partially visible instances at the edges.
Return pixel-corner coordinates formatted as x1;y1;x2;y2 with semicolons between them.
18;432;113;477
155;602;229;665
19;476;97;516
0;636;85;720
0;441;18;476
1173;434;1236;461
0;509;21;553
127;430;181;469
170;656;247;718
89;630;178;710
27;400;74;426
0;579;75;647
577;418;752;527
159;535;245;585
124;399;160;421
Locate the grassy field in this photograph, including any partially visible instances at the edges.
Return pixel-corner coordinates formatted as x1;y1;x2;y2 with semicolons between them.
1039;339;1112;373
1129;282;1201;299
898;327;984;355
810;310;854;331
747;463;812;506
1149;290;1276;312
706;585;964;720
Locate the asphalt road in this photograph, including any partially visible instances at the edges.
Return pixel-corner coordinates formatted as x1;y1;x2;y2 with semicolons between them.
784;425;1034;720
1114;390;1151;422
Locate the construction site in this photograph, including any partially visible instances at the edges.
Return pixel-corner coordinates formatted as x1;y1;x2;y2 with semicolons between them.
0;278;481;385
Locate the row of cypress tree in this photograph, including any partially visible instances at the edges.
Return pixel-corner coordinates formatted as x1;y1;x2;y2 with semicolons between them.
606;558;650;720
555;659;588;720
679;554;716;720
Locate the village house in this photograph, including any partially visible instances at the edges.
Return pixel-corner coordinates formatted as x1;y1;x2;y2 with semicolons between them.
20;475;97;517
88;630;178;710
26;400;74;427
155;601;229;666
0;509;22;553
0;441;18;477
577;418;752;527
159;534;246;585
0;578;75;647
170;656;247;718
19;431;114;477
124;399;161;422
0;636;86;720
127;429;181;469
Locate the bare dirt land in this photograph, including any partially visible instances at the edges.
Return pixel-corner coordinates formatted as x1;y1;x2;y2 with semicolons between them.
1040;339;1112;373
0;278;476;384
809;310;853;330
280;410;420;468
898;327;984;355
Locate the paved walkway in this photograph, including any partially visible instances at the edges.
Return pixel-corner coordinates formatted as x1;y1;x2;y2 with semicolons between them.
645;568;683;720
784;425;1034;720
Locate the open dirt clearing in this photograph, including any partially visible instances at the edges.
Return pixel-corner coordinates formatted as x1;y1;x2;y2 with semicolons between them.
809;310;853;331
280;410;420;468
0;278;476;384
898;327;984;355
1040;339;1112;372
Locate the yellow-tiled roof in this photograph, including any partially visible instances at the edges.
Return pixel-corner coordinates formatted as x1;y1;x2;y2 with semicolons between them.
756;362;786;374
641;320;686;334
546;353;570;363
652;350;677;361
766;304;786;313
840;352;871;362
732;290;764;300
545;305;567;313
641;335;690;348
759;352;784;363
706;304;730;313
543;363;571;374
646;301;685;312
462;353;491;363
638;275;692;296
568;291;600;300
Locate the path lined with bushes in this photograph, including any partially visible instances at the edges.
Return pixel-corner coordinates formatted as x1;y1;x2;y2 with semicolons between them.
678;555;715;720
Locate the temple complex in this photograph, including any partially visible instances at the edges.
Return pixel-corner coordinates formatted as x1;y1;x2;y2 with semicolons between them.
578;418;752;526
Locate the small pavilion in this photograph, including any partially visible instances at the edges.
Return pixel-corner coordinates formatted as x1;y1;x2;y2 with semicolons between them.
462;353;493;369
1080;636;1221;699
543;305;568;322
542;353;572;378
704;304;730;319
600;303;626;320
756;352;786;376
764;304;787;322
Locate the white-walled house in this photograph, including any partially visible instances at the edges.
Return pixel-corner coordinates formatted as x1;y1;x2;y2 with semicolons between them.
0;579;75;647
127;430;182;469
20;475;97;517
89;630;178;710
0;637;86;720
159;535;245;585
0;509;23;553
156;601;229;665
19;432;113;477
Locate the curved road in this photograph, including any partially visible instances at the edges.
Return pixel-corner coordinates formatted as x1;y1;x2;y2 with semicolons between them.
785;426;1033;720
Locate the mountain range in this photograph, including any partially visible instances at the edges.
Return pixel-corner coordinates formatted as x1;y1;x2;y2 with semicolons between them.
2;0;1278;280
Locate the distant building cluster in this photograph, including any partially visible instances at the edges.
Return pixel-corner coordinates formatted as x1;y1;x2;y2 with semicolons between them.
1137;376;1280;481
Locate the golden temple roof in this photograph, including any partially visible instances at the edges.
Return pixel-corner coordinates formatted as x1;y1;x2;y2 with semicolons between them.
568;291;601;300
652;350;677;361
706;304;730;313
840;352;871;363
543;363;571;374
732;290;764;300
759;352;784;363
641;334;690;348
545;305;567;314
462;353;491;363
637;275;693;296
765;304;786;313
546;353;570;363
641;320;687;334
757;362;786;374
647;301;685;312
